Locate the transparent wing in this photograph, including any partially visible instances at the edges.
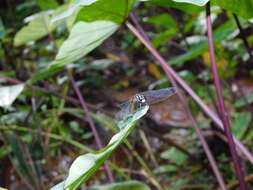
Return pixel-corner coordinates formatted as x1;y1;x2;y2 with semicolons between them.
116;100;133;121
141;87;176;105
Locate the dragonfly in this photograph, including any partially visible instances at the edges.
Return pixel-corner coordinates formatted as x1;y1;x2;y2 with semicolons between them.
116;87;177;121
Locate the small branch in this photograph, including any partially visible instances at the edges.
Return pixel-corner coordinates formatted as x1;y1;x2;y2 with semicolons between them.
226;174;253;190
68;73;114;182
206;3;247;190
127;15;227;190
233;14;253;61
139;129;159;167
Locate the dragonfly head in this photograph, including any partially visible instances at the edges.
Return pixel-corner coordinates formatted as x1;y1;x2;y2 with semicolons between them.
134;94;146;105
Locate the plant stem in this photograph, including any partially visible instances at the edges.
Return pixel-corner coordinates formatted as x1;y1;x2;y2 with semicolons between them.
206;3;247;190
125;19;253;165
233;14;253;61
68;74;114;182
128;15;227;190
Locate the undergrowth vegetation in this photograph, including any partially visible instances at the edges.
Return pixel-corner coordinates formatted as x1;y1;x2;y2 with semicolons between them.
1;0;253;189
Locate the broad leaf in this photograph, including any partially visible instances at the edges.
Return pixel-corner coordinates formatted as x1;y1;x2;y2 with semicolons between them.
146;13;177;29
51;21;118;68
149;0;203;13
171;0;208;6
235;93;253;108
0;84;25;108
161;147;188;165
232;112;251;139
14;11;55;46
167;0;253;19
213;0;253;19
38;0;59;10
52;0;135;24
50;105;149;190
30;21;118;83
51;0;98;22
92;180;151;190
76;0;136;24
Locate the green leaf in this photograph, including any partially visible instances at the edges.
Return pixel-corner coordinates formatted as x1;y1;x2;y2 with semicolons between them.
0;145;11;159
235;93;253;108
0;84;25;108
29;21;118;83
153;29;178;47
170;21;236;65
14;11;55;46
52;0;135;24
51;21;118;68
161;147;188;165
51;0;98;23
0;18;5;39
146;13;177;29
171;0;208;6
163;0;253;19
31;0;135;83
38;0;59;10
149;0;203;13
92;180;151;190
213;0;253;19
232;112;251;139
7;134;35;186
50;105;149;190
76;0;136;24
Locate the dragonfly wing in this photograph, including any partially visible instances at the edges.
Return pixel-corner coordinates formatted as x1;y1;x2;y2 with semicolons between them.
116;100;133;120
142;87;176;105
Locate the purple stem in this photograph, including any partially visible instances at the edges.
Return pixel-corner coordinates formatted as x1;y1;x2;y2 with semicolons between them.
206;3;247;189
128;15;227;190
69;74;114;182
125;19;253;165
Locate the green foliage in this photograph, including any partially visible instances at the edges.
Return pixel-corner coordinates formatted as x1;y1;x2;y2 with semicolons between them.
14;11;55;46
161;147;188;165
172;0;253;19
51;105;149;190
92;180;151;190
2;0;253;189
170;21;236;65
39;0;59;10
29;0;135;83
146;13;178;47
0;84;25;108
171;0;208;6
150;0;204;13
232;112;251;139
52;21;118;67
235;94;253;108
215;0;253;19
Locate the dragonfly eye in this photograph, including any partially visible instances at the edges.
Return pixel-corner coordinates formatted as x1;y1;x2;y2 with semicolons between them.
135;94;146;104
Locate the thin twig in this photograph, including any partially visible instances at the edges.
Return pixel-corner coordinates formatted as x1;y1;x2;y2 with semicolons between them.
68;73;114;182
206;3;247;190
139;129;159;167
127;14;227;190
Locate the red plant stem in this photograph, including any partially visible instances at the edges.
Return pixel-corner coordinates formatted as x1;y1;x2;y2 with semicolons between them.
128;15;227;190
69;74;114;182
206;3;247;190
125;20;253;165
